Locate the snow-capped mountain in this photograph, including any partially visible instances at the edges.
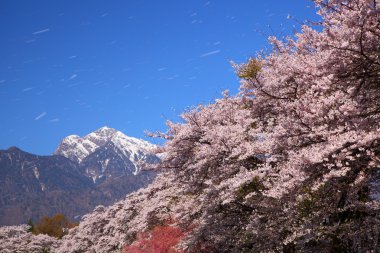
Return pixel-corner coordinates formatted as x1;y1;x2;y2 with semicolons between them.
54;126;159;183
0;127;159;226
55;126;156;164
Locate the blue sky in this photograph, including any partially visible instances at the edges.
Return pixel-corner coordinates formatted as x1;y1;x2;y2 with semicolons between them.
0;0;318;155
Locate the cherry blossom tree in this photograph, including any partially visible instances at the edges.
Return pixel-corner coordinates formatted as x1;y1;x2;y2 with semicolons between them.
150;93;264;192
154;0;380;251
0;225;58;253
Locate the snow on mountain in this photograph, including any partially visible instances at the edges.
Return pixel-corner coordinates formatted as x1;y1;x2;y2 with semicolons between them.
54;126;157;173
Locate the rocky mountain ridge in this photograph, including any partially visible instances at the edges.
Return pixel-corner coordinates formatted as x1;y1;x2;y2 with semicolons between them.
0;127;158;226
54;126;159;184
55;126;155;161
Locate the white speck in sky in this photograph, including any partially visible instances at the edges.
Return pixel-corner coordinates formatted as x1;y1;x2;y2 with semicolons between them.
69;74;78;80
213;41;221;45
34;112;47;121
33;28;50;35
167;74;179;80
157;67;167;71
69;55;77;59
100;13;109;18
49;118;60;123
68;82;80;88
190;12;197;17
26;39;36;43
22;87;34;92
23;58;40;64
200;50;221;57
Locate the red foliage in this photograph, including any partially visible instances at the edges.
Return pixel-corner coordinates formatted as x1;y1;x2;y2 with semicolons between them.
123;224;186;253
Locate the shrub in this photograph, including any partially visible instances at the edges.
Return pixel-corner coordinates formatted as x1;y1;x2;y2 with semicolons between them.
123;222;187;253
31;214;78;239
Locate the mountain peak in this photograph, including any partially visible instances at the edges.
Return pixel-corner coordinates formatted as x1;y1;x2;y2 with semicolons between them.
94;126;118;134
98;126;113;130
7;146;25;153
54;127;156;165
89;126;119;143
7;146;23;153
66;134;80;140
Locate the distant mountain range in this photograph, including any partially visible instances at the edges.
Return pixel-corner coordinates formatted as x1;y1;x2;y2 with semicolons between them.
0;127;158;226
